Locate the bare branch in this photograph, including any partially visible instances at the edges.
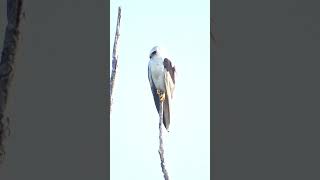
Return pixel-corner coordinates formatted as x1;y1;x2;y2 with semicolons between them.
0;0;24;163
110;7;121;110
158;102;170;180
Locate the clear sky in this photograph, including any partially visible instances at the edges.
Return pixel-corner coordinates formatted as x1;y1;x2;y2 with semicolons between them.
110;0;210;179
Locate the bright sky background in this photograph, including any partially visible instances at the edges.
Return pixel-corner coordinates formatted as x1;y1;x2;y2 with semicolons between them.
110;0;210;179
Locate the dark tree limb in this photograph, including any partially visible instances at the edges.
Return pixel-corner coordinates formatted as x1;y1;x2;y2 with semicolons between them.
0;0;23;163
158;102;170;180
110;7;121;111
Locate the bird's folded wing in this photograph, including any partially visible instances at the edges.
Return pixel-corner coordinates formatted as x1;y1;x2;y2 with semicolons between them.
164;71;175;99
163;71;175;131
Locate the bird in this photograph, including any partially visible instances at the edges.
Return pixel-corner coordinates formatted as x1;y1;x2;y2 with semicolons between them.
148;46;176;131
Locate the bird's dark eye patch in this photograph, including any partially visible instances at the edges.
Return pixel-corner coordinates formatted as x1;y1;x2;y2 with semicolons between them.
150;51;157;58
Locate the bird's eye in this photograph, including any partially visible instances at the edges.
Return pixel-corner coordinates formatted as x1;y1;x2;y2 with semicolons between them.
150;51;157;58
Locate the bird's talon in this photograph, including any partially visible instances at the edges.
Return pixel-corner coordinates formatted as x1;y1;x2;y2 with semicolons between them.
157;89;165;101
159;93;165;102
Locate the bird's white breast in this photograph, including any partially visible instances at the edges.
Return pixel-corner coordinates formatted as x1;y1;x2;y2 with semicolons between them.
149;57;165;91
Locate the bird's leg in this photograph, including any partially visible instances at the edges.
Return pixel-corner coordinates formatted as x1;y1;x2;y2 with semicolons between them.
160;93;165;102
157;89;166;102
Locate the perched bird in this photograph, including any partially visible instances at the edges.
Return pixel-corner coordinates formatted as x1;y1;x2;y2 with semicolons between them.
148;46;176;131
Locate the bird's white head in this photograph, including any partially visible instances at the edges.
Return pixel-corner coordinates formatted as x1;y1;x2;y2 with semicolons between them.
149;46;163;59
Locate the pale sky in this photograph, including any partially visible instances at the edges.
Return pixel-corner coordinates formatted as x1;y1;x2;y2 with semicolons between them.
110;0;210;179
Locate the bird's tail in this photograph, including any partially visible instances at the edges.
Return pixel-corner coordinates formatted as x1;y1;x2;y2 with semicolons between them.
163;96;170;132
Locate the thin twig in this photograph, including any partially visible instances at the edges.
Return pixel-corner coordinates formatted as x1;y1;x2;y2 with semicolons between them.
110;7;121;111
0;0;23;163
158;102;170;180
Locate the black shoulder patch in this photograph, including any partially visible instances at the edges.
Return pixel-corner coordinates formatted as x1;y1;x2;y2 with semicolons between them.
163;58;175;83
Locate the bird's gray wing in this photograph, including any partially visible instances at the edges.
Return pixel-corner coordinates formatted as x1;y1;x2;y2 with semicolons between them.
148;63;160;113
163;58;176;131
163;58;175;99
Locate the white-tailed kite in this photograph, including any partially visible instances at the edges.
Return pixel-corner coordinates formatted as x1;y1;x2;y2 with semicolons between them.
148;46;176;131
